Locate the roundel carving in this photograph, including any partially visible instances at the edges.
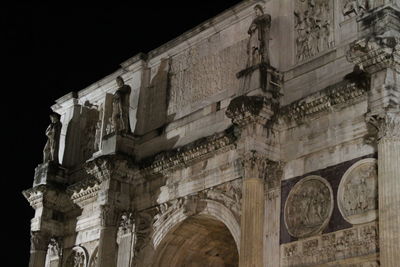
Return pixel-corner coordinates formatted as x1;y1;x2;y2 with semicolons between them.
284;175;333;238
337;158;378;225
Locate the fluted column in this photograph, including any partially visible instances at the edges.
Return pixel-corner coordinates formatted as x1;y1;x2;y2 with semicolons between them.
226;94;280;267
369;112;400;266
240;152;267;267
29;231;49;267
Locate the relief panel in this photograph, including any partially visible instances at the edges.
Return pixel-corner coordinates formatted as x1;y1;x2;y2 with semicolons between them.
338;158;378;225
294;0;335;63
284;175;334;238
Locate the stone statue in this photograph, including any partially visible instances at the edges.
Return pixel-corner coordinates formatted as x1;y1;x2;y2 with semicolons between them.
111;76;131;134
43;113;62;163
247;4;271;66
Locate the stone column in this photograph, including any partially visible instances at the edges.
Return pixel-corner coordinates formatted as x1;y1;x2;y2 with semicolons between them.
97;205;119;267
369;112;400;266
226;95;280;267
240;153;266;267
29;232;49;267
346;5;400;265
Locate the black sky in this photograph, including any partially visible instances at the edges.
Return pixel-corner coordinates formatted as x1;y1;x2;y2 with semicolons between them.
3;1;242;265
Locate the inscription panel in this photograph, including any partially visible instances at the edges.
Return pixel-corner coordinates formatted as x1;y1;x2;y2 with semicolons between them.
168;39;247;115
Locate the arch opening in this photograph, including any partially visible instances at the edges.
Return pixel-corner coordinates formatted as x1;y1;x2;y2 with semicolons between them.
153;214;239;267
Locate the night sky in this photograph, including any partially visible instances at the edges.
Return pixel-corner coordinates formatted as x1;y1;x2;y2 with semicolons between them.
3;1;242;265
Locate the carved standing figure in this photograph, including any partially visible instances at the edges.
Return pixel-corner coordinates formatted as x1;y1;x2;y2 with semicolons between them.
247;4;271;66
43;113;62;163
111;76;131;133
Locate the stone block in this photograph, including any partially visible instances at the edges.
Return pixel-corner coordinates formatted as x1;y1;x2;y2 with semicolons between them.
33;162;67;187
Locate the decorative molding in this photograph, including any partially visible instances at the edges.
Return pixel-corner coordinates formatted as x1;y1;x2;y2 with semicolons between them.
141;129;236;176
68;177;100;205
281;222;379;267
347;35;400;74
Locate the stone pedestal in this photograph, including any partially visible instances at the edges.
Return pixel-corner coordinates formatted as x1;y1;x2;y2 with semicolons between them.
33;162;66;187
239;177;264;267
97;133;135;157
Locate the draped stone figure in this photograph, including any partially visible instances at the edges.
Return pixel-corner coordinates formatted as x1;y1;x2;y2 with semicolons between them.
43;113;62;163
247;4;271;66
111;76;131;134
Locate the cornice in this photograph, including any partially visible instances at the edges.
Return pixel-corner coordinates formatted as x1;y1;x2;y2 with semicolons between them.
282;80;368;123
68;177;101;205
140;128;237;176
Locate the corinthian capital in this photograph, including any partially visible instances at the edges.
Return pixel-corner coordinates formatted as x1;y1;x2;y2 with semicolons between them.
226;95;274;128
367;111;400;141
241;151;281;180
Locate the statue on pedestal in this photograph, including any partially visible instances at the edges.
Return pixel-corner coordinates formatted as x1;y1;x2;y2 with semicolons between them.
43;113;62;163
247;4;271;67
111;76;131;134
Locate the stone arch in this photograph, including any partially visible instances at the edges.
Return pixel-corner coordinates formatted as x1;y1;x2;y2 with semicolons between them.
148;199;240;267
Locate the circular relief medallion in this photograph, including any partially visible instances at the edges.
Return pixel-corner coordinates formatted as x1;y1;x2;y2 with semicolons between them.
338;158;378;225
284;176;333;238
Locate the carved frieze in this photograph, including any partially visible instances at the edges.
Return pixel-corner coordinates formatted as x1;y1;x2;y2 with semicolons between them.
338;158;378;224
284;176;334;238
281;222;379;267
294;0;334;63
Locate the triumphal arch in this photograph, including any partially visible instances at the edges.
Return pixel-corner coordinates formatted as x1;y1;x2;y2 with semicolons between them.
24;0;400;266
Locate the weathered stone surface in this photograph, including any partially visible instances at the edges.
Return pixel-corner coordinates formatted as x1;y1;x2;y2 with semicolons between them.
24;1;400;266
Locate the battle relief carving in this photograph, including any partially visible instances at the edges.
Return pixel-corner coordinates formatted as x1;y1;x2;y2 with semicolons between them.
284;176;334;238
294;0;334;63
281;221;379;267
338;158;378;225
